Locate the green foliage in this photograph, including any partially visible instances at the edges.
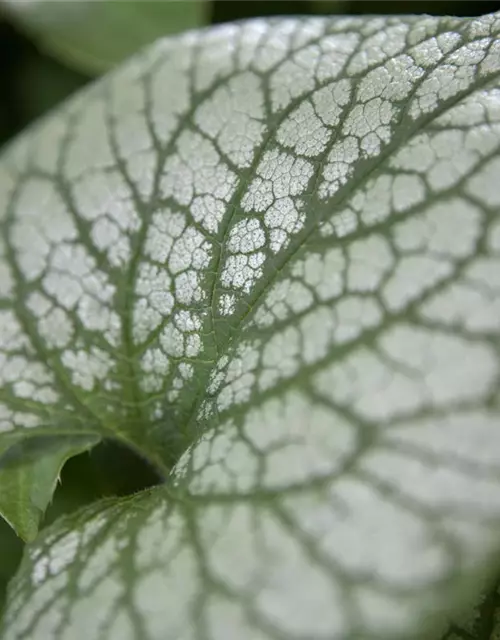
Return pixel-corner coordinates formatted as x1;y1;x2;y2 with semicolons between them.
2;0;208;74
0;6;500;640
0;435;99;541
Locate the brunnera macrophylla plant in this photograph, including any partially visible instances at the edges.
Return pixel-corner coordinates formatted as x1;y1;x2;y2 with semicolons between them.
0;10;500;640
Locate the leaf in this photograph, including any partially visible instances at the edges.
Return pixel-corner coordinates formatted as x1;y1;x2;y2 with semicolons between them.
1;0;208;74
0;424;107;539
1;10;500;640
0;434;100;541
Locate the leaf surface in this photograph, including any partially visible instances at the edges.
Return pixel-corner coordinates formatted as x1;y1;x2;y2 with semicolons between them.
2;0;208;74
1;11;500;640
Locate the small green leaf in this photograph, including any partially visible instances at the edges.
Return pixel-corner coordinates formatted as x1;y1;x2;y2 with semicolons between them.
0;435;100;541
2;0;208;74
1;9;500;640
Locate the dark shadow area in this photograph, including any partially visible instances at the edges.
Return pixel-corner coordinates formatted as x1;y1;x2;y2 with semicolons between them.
212;0;312;23
0;434;163;526
348;0;500;15
0;19;89;149
211;0;500;21
0;517;23;617
43;438;164;528
0;20;24;146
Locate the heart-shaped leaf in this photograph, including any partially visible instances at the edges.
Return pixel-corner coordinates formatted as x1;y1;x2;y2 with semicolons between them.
1;11;500;640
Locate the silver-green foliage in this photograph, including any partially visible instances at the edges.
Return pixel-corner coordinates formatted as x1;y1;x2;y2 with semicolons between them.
1;11;500;640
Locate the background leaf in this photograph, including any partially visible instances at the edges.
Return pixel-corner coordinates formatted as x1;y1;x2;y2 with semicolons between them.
1;0;209;74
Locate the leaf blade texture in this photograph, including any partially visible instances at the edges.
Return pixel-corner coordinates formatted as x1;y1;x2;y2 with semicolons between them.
1;11;500;640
